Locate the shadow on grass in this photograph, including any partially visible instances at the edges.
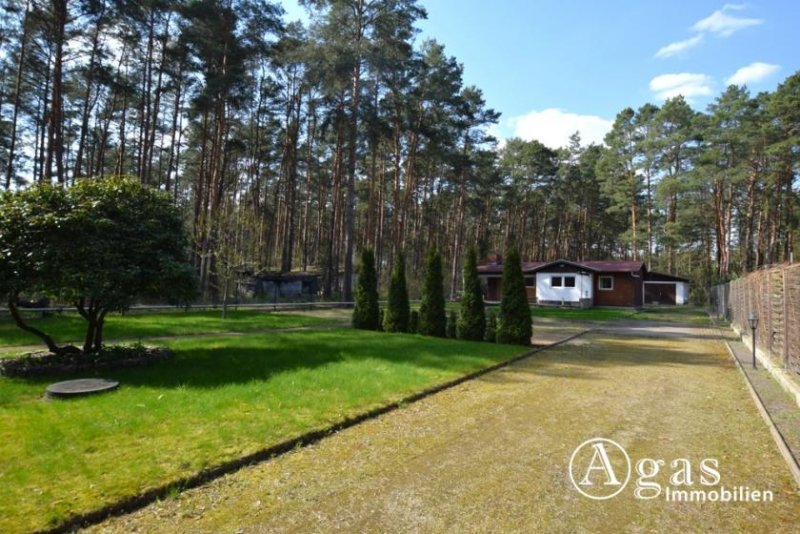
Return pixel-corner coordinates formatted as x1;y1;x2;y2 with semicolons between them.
592;325;721;341
10;330;518;390
483;334;731;383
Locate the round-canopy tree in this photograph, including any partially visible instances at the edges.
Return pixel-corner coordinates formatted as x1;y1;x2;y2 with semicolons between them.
0;177;197;355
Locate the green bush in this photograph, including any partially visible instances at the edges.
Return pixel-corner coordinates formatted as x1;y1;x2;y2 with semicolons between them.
497;247;532;345
418;247;446;337
485;310;497;342
383;251;410;332
457;246;485;341
447;310;457;338
352;248;380;330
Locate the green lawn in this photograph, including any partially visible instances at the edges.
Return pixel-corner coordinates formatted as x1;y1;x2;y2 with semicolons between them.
0;329;526;533
633;305;710;325
0;309;335;349
526;306;638;321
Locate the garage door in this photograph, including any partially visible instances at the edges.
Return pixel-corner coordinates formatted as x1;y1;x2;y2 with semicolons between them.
644;283;676;305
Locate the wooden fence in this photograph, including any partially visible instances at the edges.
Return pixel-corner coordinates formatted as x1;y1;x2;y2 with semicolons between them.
710;263;800;374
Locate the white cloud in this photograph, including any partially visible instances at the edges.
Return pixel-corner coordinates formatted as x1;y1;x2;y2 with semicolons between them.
649;73;714;101
655;34;704;58
508;109;613;150
726;62;780;86
692;4;763;37
487;123;507;149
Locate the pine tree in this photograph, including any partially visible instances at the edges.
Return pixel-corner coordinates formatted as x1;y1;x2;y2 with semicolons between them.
497;247;532;345
457;246;485;340
419;247;446;337
383;251;410;332
352;248;379;330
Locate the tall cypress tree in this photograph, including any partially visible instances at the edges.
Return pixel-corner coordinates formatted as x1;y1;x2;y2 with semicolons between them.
457;246;485;340
352;248;379;330
384;251;410;332
497;247;532;345
419;246;446;337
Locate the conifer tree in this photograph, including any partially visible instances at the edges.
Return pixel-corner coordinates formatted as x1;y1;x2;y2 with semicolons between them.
352;248;379;330
497;247;532;345
409;310;419;333
457;246;485;340
419;247;446;337
484;310;497;342
447;310;457;338
383;251;410;332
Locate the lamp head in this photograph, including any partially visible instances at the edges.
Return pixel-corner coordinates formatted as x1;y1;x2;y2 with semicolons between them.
748;312;759;330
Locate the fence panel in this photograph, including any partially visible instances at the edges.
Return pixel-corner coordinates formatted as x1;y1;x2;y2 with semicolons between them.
711;263;800;374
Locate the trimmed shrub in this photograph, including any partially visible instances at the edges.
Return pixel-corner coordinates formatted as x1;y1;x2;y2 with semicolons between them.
383;251;410;332
457;246;485;341
485;310;497;342
352;248;380;330
447;310;457;338
497;247;532;345
409;310;419;333
418;247;447;337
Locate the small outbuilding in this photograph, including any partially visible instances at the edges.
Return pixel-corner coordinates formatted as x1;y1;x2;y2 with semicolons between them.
237;271;320;301
643;271;690;305
477;258;690;308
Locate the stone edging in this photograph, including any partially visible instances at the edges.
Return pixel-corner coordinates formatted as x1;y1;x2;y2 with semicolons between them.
35;329;591;534
711;318;800;489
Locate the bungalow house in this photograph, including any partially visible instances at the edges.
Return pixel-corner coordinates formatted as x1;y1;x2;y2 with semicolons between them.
477;258;689;308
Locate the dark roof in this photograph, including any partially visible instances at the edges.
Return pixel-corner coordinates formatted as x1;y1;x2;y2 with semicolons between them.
580;260;647;273
645;271;691;283
478;259;648;275
248;271;320;281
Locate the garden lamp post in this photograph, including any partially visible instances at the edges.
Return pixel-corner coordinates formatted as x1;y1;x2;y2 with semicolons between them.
748;312;758;369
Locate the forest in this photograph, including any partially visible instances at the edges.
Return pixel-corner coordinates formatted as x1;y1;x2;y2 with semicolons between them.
0;0;798;304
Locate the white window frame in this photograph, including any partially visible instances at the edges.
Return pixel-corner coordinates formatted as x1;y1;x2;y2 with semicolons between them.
551;276;563;287
599;275;614;291
563;276;576;288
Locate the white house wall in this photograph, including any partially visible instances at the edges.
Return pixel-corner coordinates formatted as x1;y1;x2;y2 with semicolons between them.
676;282;688;305
536;272;593;303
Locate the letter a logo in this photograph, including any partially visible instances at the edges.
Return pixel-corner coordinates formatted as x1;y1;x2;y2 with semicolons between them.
569;438;632;500
579;442;621;486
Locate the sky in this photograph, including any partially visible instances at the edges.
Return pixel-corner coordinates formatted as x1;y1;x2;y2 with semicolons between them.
282;1;800;150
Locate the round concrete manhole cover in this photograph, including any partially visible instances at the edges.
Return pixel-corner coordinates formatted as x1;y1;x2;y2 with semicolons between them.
45;378;120;399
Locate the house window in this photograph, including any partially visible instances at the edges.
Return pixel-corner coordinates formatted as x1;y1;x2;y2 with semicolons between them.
564;276;576;287
551;276;563;287
525;277;535;287
599;276;614;290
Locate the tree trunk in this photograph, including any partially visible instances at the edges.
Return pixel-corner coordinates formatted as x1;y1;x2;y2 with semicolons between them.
44;0;68;184
4;1;31;189
8;294;61;354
